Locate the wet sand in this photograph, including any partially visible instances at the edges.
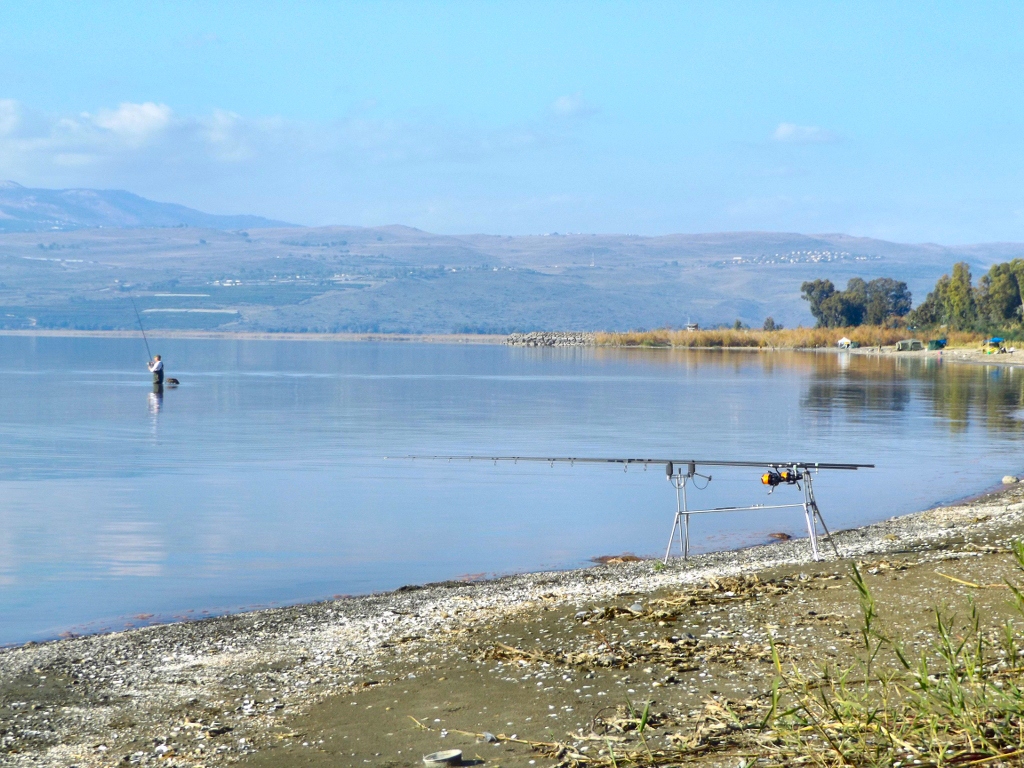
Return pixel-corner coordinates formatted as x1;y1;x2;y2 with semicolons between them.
848;344;1023;367
4;481;1024;767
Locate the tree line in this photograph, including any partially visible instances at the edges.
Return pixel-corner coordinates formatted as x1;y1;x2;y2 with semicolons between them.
908;261;1024;330
800;277;912;328
801;259;1024;331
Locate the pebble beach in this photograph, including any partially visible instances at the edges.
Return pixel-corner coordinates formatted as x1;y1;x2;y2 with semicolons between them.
4;475;1024;767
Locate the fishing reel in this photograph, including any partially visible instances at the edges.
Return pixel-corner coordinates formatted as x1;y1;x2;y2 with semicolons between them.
761;468;802;494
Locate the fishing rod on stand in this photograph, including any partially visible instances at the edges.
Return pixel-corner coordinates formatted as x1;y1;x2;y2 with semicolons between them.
391;455;874;562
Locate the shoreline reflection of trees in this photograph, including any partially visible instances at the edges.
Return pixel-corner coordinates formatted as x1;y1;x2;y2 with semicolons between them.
801;354;1024;434
542;347;1024;435
589;347;822;374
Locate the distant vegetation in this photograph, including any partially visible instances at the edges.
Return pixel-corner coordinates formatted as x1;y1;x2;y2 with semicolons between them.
799;260;1024;335
908;259;1024;331
800;277;912;328
603;263;1022;347
595;327;984;349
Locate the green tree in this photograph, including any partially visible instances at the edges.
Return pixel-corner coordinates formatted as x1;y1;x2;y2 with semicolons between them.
763;316;781;331
864;278;912;325
802;276;913;327
945;262;978;330
818;292;864;327
801;279;836;326
844;277;868;312
908;274;951;327
977;260;1023;324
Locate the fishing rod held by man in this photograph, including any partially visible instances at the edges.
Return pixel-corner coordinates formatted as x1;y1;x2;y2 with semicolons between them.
129;297;153;360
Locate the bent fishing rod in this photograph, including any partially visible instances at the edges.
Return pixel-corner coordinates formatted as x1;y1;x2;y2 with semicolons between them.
129;296;153;361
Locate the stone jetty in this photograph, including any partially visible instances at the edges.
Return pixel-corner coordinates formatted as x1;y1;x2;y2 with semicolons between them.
504;331;595;346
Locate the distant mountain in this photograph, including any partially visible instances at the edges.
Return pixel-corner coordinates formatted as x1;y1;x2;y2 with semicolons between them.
0;181;293;232
2;223;1021;333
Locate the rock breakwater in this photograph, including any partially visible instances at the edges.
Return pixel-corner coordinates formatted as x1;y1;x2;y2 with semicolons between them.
505;331;595;346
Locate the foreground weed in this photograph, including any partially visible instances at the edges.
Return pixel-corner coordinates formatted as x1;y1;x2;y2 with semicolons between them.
755;554;1024;767
460;549;1024;767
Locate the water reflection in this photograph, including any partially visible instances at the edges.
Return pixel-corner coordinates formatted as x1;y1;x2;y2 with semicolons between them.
0;526;14;587
802;356;912;415
4;338;1024;645
587;347;1024;435
799;353;1024;435
95;520;165;577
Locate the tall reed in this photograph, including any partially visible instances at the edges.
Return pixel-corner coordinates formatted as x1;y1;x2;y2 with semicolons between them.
595;327;986;349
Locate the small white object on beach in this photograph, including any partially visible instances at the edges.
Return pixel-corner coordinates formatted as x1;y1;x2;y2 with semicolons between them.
1002;476;1019;485
423;748;462;766
628;602;644;613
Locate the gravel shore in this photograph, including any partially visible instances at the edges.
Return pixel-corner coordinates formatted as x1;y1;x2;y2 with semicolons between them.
4;479;1024;767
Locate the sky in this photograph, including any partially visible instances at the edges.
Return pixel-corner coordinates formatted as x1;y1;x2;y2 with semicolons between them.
2;1;1024;243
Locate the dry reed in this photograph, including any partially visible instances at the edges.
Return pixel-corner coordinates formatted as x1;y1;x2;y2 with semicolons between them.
595;327;986;349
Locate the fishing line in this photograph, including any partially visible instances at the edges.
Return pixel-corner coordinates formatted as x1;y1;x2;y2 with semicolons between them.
129;299;152;362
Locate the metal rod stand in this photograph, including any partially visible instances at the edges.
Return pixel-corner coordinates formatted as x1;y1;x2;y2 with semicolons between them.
804;472;840;558
663;471;691;563
663;468;696;565
662;466;840;564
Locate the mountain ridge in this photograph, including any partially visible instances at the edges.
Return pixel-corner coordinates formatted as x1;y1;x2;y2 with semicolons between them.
2;222;1021;334
3;184;1024;333
0;182;293;232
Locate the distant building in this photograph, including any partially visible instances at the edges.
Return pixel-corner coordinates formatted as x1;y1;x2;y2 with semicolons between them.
686;322;699;332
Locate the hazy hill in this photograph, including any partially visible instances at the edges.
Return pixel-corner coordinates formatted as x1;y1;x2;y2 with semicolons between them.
2;221;1021;333
0;181;291;232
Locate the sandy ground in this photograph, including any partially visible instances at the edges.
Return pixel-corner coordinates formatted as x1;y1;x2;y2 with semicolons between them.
849;344;1023;367
4;482;1024;767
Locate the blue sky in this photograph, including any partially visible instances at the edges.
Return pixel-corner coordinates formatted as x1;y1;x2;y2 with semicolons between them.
2;1;1023;242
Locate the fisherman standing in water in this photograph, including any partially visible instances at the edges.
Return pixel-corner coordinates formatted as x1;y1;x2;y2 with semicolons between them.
148;354;164;391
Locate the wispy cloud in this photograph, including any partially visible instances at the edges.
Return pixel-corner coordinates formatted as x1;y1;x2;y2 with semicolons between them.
551;92;597;119
772;122;837;144
90;102;172;146
0;99;19;136
0;99;555;185
0;97;604;228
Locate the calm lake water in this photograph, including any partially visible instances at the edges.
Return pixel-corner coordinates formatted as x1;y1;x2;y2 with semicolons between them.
2;336;1023;645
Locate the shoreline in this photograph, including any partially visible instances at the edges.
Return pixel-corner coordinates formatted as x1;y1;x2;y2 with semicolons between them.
4;482;1024;765
2;329;1020;368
